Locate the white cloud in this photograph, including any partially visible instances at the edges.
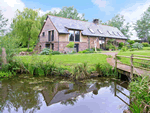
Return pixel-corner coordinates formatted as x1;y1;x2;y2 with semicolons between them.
0;0;25;27
92;0;114;15
38;8;61;16
120;1;150;40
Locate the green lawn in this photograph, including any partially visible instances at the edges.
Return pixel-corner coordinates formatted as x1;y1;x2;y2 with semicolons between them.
118;51;150;68
18;48;33;52
16;53;108;71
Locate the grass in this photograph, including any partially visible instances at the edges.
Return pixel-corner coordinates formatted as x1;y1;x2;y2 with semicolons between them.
118;51;150;68
18;48;33;52
15;54;108;72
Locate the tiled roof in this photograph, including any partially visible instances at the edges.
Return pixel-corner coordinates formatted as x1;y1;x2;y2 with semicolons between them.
48;15;127;39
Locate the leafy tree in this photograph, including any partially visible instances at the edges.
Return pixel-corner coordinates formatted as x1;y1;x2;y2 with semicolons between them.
134;6;150;42
104;14;132;38
40;6;88;26
66;42;75;48
13;8;41;50
0;10;8;35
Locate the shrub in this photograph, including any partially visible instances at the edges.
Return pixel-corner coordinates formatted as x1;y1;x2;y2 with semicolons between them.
78;51;83;53
82;50;87;53
132;42;143;49
40;48;50;55
120;46;128;52
129;48;138;51
119;42;124;48
109;44;116;50
128;40;135;45
51;51;60;55
95;63;113;76
72;62;90;79
66;42;74;48
97;48;102;51
142;42;149;47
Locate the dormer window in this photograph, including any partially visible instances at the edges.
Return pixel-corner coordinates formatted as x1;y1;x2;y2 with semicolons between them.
107;31;112;35
88;28;95;34
97;29;103;34
117;32;122;37
112;31;117;36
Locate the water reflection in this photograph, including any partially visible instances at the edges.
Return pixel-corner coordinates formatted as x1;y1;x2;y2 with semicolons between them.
0;77;130;113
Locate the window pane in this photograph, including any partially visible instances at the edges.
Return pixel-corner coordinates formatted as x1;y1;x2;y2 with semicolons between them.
75;31;80;42
52;30;54;41
69;30;74;41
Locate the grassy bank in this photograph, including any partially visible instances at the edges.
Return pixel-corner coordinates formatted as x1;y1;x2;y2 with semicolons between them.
117;51;150;68
16;54;108;71
0;53;116;79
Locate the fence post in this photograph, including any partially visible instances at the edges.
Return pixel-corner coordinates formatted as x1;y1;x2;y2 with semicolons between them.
130;54;133;79
115;54;117;69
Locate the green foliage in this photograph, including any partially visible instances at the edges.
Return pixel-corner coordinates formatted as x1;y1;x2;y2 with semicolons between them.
119;42;124;48
51;51;60;55
40;48;50;55
129;48;138;51
129;76;150;113
95;63;113;76
13;8;41;49
78;51;83;53
66;42;75;48
132;42;143;49
0;71;13;78
72;62;90;79
120;46;128;52
82;50;87;53
0;10;8;35
109;44;116;50
19;48;33;52
134;6;150;41
142;42;149;47
127;40;135;45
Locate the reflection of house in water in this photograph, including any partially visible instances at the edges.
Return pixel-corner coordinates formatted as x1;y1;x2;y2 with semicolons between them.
41;83;98;106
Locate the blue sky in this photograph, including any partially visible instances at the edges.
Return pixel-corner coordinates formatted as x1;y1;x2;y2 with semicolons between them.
1;0;150;39
21;0;147;22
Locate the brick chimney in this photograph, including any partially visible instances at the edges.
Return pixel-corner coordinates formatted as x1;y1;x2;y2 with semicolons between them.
93;19;99;25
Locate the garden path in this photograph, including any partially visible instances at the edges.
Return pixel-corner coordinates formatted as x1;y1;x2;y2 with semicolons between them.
101;52;150;77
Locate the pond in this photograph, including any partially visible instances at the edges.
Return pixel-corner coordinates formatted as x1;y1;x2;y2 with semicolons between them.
0;75;130;113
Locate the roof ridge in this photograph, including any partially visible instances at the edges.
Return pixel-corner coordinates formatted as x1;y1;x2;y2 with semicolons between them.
48;15;117;29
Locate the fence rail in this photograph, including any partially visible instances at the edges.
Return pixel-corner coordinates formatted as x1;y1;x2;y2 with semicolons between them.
115;54;150;79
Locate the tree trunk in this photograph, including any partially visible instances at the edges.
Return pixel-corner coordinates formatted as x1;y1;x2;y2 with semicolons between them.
28;37;30;50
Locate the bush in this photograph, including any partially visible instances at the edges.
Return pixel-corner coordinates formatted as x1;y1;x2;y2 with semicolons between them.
128;40;135;45
40;48;50;55
66;42;75;48
132;42;143;49
95;63;113;76
129;48;138;51
119;42;124;48
120;46;128;52
78;51;83;53
142;42;149;47
51;51;60;55
109;44;116;50
82;50;87;53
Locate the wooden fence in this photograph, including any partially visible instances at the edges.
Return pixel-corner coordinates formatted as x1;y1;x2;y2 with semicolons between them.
115;54;150;79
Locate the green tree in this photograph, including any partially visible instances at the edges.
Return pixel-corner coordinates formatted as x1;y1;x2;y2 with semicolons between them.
104;14;131;38
13;8;41;49
0;10;8;35
134;6;150;42
40;6;88;26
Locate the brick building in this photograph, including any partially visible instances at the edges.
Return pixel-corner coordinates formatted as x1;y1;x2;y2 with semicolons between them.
35;15;127;53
